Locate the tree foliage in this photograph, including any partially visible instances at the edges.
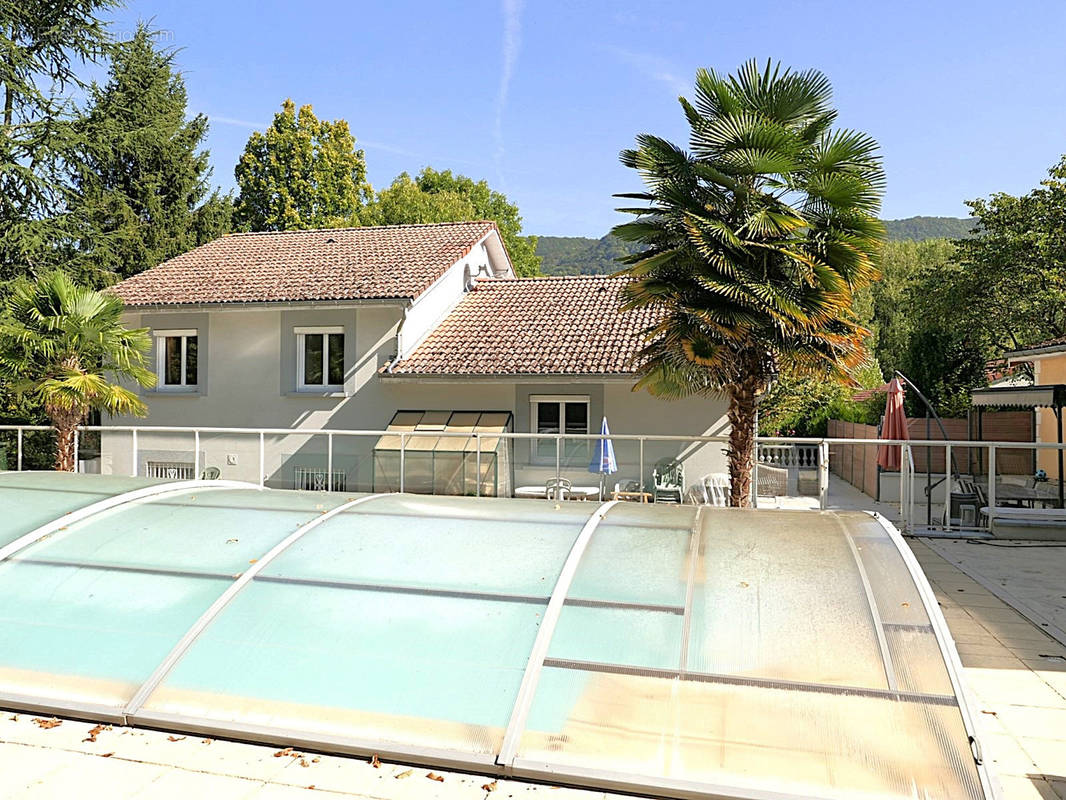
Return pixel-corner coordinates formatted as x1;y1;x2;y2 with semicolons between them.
614;60;884;505
234;99;370;232
69;25;232;284
0;0;118;281
0;271;154;470
949;156;1066;353
364;167;540;276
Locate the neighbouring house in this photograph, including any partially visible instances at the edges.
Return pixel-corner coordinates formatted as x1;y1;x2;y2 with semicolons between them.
101;220;728;494
1001;337;1066;482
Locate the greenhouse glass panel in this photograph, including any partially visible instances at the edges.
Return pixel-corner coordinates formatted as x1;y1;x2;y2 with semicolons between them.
0;476;995;800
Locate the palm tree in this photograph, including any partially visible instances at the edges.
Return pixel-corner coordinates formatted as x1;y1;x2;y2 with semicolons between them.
613;60;885;506
0;272;155;470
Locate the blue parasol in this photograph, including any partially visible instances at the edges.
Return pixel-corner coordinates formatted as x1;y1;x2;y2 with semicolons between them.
588;416;618;498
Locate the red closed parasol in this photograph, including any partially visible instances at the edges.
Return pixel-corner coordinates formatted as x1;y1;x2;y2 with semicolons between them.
877;378;908;470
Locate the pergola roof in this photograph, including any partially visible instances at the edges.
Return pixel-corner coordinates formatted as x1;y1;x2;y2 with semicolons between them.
970;384;1066;409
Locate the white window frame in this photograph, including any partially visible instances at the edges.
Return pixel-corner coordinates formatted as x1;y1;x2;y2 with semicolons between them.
295;326;345;391
153;329;198;391
530;394;590;465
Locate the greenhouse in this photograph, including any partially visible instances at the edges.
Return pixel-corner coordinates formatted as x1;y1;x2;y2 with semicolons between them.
0;471;995;800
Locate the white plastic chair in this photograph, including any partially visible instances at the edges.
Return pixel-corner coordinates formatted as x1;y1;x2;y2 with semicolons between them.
703;473;730;507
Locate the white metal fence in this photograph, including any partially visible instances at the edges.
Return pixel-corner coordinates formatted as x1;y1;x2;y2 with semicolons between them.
3;424;1065;536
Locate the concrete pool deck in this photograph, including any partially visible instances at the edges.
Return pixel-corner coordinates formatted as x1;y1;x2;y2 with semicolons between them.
0;539;1063;800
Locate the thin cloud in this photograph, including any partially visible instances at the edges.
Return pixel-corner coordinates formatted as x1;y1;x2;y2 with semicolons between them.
493;0;524;185
206;115;266;130
601;45;690;97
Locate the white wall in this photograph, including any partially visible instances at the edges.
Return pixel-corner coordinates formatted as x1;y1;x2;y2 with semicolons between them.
398;240;493;359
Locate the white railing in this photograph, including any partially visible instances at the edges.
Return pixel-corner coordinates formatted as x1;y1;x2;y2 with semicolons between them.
3;424;1065;535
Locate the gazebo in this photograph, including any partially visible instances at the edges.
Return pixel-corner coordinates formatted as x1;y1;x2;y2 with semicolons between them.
970;384;1066;508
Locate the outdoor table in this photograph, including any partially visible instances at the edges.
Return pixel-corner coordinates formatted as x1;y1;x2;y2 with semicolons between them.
980;483;1060;508
612;490;653;503
514;485;601;500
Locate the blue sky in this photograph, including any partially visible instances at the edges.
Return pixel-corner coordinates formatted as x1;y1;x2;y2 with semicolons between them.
107;0;1066;237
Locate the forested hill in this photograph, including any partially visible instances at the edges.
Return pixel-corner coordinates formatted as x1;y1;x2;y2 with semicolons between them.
535;216;975;275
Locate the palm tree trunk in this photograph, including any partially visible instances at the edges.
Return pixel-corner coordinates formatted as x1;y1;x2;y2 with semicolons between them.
46;404;87;473
726;376;761;507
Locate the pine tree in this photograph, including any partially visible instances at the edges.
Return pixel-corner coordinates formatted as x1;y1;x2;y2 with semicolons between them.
69;25;231;283
234;99;370;231
0;0;118;282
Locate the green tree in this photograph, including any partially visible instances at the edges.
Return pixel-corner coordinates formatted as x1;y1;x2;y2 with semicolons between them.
0;0;117;281
950;156;1066;353
69;25;231;284
364;167;541;276
614;60;884;505
234;99;370;231
0;272;155;471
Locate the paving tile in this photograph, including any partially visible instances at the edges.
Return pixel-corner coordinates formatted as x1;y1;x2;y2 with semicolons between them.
129;766;264;799
10;748;167;800
1020;737;1066;774
995;774;1060;800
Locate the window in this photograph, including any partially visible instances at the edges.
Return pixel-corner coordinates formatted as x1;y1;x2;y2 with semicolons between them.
154;330;198;389
530;395;589;464
296;327;345;389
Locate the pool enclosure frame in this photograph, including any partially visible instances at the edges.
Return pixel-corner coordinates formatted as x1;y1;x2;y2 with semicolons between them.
0;476;1000;800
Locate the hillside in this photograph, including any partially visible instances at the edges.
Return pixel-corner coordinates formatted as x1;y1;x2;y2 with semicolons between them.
536;217;975;275
884;216;975;241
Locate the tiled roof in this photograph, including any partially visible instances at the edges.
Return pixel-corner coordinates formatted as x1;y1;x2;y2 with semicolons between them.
388;276;658;376
111;221;499;306
1008;335;1066;356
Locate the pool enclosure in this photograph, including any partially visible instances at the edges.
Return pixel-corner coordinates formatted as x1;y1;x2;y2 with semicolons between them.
0;472;997;800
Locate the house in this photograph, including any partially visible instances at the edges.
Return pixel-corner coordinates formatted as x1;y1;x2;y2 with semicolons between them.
1001;337;1066;483
103;221;728;494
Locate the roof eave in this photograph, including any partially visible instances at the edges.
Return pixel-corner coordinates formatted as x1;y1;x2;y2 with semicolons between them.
1005;343;1066;361
120;298;411;313
380;371;641;383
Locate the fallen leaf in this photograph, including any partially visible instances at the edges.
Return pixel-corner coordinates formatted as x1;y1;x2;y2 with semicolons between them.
226;538;238;544
249;558;258;564
739;581;749;588
274;747;296;758
201;738;212;744
100;752;114;758
306;787;315;791
83;724;105;742
370;754;381;768
32;717;61;729
167;735;186;742
394;769;413;779
901;602;910;608
299;759;310;768
426;772;445;782
482;780;498;792
311;757;320;763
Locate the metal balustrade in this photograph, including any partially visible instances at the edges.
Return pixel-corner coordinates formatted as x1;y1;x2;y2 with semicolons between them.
3;423;1066;535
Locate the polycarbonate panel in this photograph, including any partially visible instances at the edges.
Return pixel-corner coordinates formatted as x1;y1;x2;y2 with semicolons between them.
141;582;547;755
688;510;889;688
13;487;347;574
566;503;694;606
260;493;592;596
0;561;227;707
849;519;955;696
548;606;682;669
0;471;163;546
0;485;347;708
518;666;983;800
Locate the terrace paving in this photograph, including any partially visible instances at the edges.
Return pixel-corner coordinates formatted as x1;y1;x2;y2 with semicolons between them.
0;533;1062;799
